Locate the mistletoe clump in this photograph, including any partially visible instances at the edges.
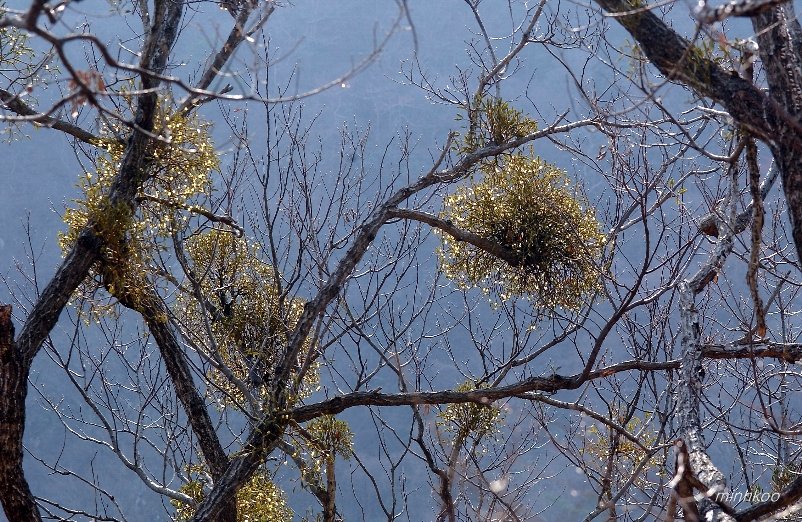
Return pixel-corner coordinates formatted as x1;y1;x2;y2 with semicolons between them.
439;154;604;310
59;101;218;314
172;465;293;522
461;97;538;153
437;382;502;443
180;229;317;408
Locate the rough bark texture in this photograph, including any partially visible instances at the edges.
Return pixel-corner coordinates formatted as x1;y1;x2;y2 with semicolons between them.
672;440;701;522
591;0;802;518
189;416;288;522
751;4;802;272
594;0;802;260
674;177;738;519
0;306;40;522
0;1;185;519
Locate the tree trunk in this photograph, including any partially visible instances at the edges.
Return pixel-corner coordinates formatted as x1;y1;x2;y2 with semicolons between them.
0;306;40;522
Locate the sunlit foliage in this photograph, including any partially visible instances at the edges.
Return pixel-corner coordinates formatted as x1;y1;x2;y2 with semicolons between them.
461;97;538;154
180;229;316;408
0;7;33;73
305;415;354;460
439;153;605;310
438;382;502;443
59;102;218;314
172;466;293;522
286;415;354;494
772;462;801;492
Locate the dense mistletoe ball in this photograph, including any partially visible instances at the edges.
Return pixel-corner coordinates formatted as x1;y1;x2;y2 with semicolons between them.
439;154;605;310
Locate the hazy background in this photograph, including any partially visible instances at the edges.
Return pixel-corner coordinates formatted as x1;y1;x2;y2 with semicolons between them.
0;1;625;519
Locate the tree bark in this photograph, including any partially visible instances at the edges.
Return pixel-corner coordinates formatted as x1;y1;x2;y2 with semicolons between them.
0;306;40;521
591;4;802;520
592;0;802;261
188;415;287;522
114;287;237;522
751;4;802;268
0;1;185;519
